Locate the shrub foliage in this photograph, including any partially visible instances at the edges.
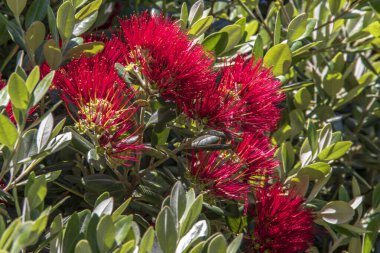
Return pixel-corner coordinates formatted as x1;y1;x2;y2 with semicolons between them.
0;0;379;252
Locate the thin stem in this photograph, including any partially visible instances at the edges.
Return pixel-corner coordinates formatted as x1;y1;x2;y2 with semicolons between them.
0;131;24;182
0;45;19;72
313;0;362;31
236;0;273;37
52;182;84;198
353;90;380;134
4;157;42;192
12;187;21;217
140;146;182;177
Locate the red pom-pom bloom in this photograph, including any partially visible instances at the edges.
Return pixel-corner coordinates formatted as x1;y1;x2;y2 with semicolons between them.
183;55;283;134
118;13;214;104
251;185;314;253
54;39;142;166
190;134;277;202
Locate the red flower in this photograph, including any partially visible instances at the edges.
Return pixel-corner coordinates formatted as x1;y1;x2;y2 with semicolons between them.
118;13;214;104
190;150;251;202
183;55;283;134
234;133;278;186
190;134;277;202
54;39;142;166
223;56;284;132
251;185;314;253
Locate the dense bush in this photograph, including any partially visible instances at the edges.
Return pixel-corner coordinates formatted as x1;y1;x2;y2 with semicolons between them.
0;0;379;252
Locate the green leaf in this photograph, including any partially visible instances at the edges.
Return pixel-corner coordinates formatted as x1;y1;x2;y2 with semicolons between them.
6;0;27;17
57;1;75;40
189;242;206;253
202;32;228;55
274;11;281;45
317;141;352;161
62;212;80;253
289;109;305;135
65;42;104;59
47;6;59;43
25;0;48;28
244;20;258;38
363;215;380;253
300;138;312;167
8;73;29;110
94;198;114;216
189;16;213;37
25;174;47;209
292;41;321;57
0;85;10;107
95;192;111;207
294;87;311;110
115;215;133;245
287;13;307;41
26;66;40;93
73;11;98;36
156;207;177;253
318;124;332;153
0;14;26;50
152;127;170;146
25;21;46;56
252;35;263;58
235;17;246;31
370;0;380;13
320;201;355;224
50;215;63;253
43;40;62;70
373;184;380;208
32;71;55;106
180;2;188;25
298;162;332;180
97;215;116;252
138;227;154;253
75;0;102;21
176;220;208;253
322;72;343;98
170;181;187;222
179;195;203;236
188;0;204;25
335;83;368;109
0;219;21;249
348;237;362;253
37;113;54;152
328;0;345;15
207;234;227;253
226;234;243;253
75;240;92;253
263;43;292;76
280;142;295;172
0;114;18;149
331;52;345;73
72;0;89;9
219;25;243;54
46;132;72;153
112;198;131;221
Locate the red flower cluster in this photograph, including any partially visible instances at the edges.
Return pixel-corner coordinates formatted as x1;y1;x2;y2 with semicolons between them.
251;185;314;253
183;56;283;133
118;13;214;104
53;39;142;166
190;133;277;202
39;12;312;252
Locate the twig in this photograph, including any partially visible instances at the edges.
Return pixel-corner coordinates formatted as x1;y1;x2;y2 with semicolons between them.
236;0;273;37
314;0;363;31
